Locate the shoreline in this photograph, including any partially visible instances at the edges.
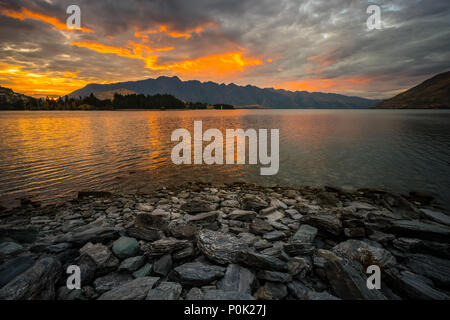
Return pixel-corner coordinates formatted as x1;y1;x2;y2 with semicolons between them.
0;182;449;300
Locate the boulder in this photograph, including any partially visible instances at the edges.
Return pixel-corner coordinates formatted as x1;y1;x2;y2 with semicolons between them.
170;261;225;286
384;269;448;300
254;282;288;300
241;194;268;211
404;253;450;287
112;237;140;259
229;210;256;222
250;219;273;235
317;249;387;300
420;209;450;226
54;226;119;245
332;239;396;269
217;264;255;294
132;263;152;278
79;242;119;274
186;287;204;300
197;229;247;265
93;273;133;294
263;230;286;241
98;276;160;300
0;255;35;288
118;256;146;273
0;257;61;300
237;251;286;271
153;254;173;277
291;225;318;242
307;214;342;236
143;238;190;257
181;199;217;214
146;282;182;300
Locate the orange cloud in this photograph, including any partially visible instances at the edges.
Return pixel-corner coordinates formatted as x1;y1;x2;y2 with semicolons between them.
0;7;93;32
71;41;262;77
0;63;92;97
135;22;216;41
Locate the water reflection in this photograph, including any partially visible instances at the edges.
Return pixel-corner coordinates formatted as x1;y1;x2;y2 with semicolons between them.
0;110;449;208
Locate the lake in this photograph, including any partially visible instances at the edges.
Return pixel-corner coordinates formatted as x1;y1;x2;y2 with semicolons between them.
0;110;449;209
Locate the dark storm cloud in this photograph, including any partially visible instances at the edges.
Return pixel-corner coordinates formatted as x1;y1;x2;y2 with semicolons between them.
0;0;449;98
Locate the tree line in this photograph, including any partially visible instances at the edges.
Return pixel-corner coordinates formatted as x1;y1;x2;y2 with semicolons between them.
0;92;234;110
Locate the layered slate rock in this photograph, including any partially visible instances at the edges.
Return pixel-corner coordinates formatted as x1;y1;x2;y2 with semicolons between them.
197;229;247;265
79;242;119;275
93;273;133;294
54;226;119;245
317;249;387;300
404;253;450;287
170;261;226;286
229;210;257;222
0;255;35;287
241;194;268;211
237;251;286;272
384;269;448;300
126;213;165;241
217;264;256;294
146;282;182;300
0;257;61;300
254;282;288;300
306;214;342;236
98;277;160;300
142;238;190;257
332;239;396;268
181;199;218;214
420;209;450;226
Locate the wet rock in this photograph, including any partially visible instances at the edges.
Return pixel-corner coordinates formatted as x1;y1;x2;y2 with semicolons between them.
98;276;160;300
250;219;273;235
0;241;24;258
0;257;61;300
287;257;310;278
0;255;34;287
153;254;173;277
242;194;268;211
204;289;255;300
172;243;196;261
307;214;342;236
254;282;287;300
420;209;450;226
181;199;217;214
217;264;255;294
93;273;133;294
0;226;37;243
118;256;146;273
317;249;387;300
170;261;225;286
126;212;167;241
237;251;286;271
284;242;315;256
381;219;450;242
332;239;396;269
168;223;197;239
306;291;341;300
132;263;152;278
256;270;292;283
404;253;450;287
229;209;256;221
263;230;286;241
186;211;218;224
254;239;272;250
146;281;182;300
287;280;309;299
292;225;318;242
384;269;448;300
143;238;190;257
55;226;119;245
186;287;204;300
344;227;366;238
112;237;140;259
79;242;119;275
197;229;247;265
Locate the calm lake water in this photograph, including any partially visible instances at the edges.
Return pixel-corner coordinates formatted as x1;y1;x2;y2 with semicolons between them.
0;110;449;208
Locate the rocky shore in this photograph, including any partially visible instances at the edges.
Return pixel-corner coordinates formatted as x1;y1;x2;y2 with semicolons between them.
0;182;449;300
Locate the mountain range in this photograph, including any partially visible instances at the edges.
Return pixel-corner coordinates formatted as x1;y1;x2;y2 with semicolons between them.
375;71;450;109
68;76;380;109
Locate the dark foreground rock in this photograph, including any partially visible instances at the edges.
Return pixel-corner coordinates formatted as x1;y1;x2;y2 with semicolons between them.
0;182;449;300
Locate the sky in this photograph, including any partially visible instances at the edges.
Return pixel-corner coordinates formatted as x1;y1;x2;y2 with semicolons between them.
0;0;449;99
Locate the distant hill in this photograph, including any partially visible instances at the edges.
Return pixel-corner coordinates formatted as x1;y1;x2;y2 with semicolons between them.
375;71;450;109
0;86;34;106
68;76;380;109
93;89;136;100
